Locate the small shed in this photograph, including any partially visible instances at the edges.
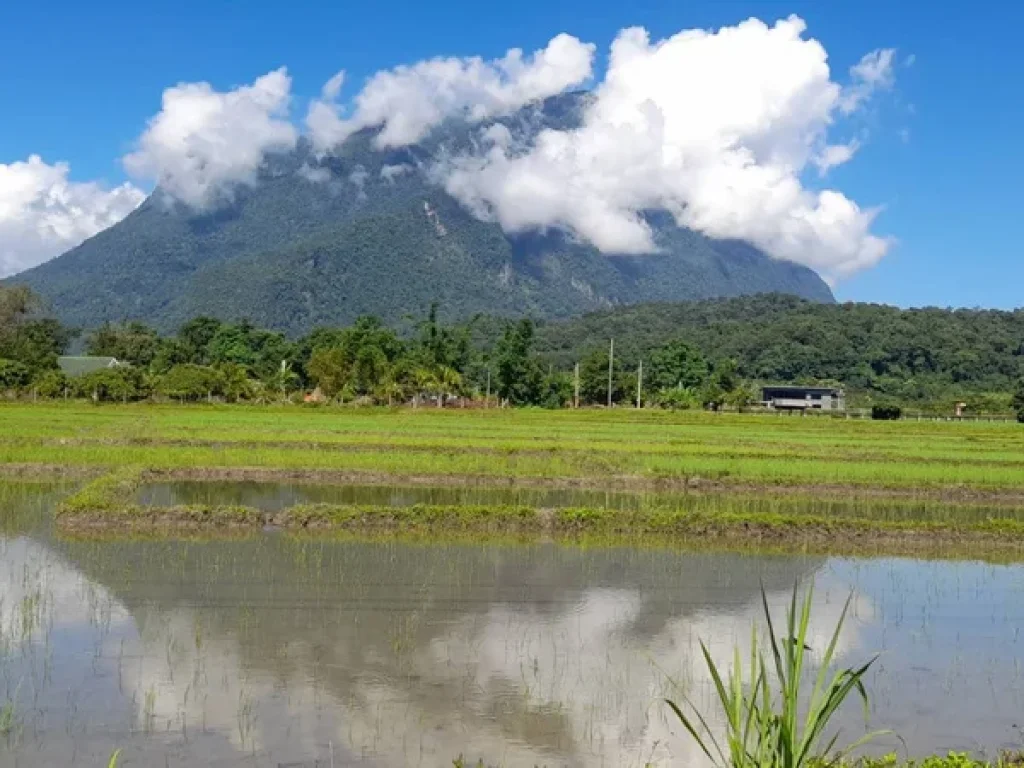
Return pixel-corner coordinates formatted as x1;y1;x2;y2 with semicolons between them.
761;385;845;412
58;356;122;377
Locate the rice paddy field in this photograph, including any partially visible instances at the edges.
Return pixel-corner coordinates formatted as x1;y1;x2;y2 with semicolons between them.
1;401;1023;490
3;403;1024;765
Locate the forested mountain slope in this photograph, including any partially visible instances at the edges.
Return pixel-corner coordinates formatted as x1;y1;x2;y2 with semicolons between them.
526;294;1024;400
11;95;833;334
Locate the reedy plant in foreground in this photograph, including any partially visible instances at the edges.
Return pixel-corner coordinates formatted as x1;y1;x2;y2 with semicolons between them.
666;583;885;768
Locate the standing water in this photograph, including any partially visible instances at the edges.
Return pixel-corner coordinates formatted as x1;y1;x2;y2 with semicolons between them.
1;483;1023;766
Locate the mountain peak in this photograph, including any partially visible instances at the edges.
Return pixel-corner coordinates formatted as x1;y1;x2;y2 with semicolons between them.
10;97;833;335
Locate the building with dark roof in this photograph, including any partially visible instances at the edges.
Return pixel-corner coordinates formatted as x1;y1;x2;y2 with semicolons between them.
761;385;845;412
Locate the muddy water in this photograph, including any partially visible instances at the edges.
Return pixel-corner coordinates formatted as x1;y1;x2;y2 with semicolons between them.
2;483;1024;766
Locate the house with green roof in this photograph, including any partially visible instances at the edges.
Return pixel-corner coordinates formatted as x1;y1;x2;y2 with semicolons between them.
57;357;123;377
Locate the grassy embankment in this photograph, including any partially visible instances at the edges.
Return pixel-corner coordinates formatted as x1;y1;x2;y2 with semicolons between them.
3;402;1022;550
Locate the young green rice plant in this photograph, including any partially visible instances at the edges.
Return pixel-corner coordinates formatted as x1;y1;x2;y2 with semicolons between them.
666;583;885;768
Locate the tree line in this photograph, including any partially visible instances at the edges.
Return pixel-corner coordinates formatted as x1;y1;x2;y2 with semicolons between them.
1;287;753;409
3;285;1023;418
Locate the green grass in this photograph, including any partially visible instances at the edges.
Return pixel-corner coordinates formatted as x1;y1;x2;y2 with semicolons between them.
4;402;1024;491
53;468;1024;555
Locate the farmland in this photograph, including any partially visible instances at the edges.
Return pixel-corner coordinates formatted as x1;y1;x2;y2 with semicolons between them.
4;403;1024;764
3;402;1024;553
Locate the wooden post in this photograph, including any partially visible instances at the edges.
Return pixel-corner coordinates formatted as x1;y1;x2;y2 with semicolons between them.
607;339;614;408
636;361;642;409
486;368;491;408
573;363;580;409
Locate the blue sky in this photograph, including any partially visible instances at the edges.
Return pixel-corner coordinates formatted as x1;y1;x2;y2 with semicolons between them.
1;0;1021;308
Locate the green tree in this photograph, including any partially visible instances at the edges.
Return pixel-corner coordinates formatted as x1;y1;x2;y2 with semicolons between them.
2;319;73;373
0;359;31;390
540;370;572;409
0;285;39;328
76;367;148;403
217;363;255;402
307;347;351;398
436;365;464;405
724;382;759;411
351;345;390;396
32;369;70;399
0;286;72;375
266;360;300;401
1013;379;1024;423
579;349;625;406
177;316;223;364
206;321;294;381
653;386;701;410
158;364;225;402
710;358;740;394
86;322;161;367
150;339;190;374
648;340;709;391
416;303;470;373
494;320;543;405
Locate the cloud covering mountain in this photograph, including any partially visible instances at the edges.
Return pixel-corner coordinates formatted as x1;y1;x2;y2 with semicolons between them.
0;15;898;283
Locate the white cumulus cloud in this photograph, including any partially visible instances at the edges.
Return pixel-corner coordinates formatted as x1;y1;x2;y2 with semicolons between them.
306;33;596;152
124;68;298;209
0;155;145;277
440;16;894;282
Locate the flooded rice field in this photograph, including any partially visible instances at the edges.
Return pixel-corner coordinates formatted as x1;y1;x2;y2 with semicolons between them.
3;482;1024;766
138;479;1024;525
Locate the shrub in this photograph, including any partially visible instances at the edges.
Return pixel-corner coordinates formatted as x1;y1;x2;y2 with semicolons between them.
872;404;902;420
157;364;225;401
655;387;701;410
32;369;69;398
75;367;148;402
0;359;31;390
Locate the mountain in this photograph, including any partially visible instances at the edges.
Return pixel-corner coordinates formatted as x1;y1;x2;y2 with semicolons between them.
10;94;834;335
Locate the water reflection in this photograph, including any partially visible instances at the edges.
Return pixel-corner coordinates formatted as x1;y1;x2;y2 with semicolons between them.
1;490;1023;765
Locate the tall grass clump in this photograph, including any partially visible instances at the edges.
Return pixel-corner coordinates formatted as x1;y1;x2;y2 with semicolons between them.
666;583;884;767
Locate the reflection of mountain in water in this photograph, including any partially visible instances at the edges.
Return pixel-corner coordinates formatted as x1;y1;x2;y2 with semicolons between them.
36;534;840;766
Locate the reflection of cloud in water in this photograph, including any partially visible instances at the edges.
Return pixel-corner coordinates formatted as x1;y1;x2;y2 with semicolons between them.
121;580;872;767
420;583;873;766
9;535;876;767
0;537;129;649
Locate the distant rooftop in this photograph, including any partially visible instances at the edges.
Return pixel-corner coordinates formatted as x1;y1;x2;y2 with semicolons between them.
761;385;842;394
57;356;121;377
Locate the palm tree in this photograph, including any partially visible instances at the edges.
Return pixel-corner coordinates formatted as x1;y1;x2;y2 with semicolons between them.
436;365;464;407
412;366;439;408
376;377;406;407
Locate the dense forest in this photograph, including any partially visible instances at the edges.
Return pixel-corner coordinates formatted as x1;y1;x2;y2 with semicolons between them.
2;286;1023;417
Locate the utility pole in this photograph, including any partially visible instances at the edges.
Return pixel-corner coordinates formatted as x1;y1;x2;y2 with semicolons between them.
573;362;580;409
486;368;491;408
636;360;642;409
607;338;614;408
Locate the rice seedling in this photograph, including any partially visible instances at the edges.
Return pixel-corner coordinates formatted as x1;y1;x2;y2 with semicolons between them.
4;402;1024;491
